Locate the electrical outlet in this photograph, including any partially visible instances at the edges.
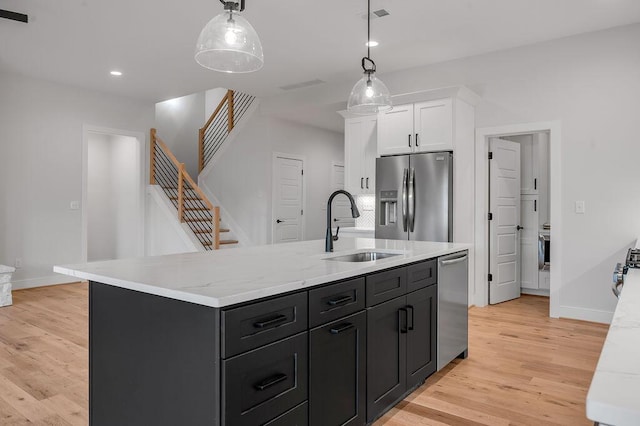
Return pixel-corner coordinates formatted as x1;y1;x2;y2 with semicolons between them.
14;258;22;268
575;201;586;214
70;201;80;210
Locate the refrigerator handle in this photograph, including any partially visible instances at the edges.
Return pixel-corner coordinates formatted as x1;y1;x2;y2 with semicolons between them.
402;168;408;232
408;167;415;232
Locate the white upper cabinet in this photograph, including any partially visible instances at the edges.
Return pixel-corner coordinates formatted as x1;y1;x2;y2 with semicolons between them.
376;104;414;156
414;99;453;153
519;134;540;195
377;99;454;156
344;115;377;195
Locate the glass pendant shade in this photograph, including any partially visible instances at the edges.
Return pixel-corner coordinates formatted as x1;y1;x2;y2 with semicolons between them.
347;72;392;115
195;11;264;73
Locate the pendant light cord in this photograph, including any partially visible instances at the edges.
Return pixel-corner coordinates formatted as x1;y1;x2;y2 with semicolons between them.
367;0;371;59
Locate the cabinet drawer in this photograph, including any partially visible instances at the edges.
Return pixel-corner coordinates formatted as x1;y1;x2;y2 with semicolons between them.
263;402;308;426
222;332;308;426
366;267;407;307
222;292;308;358
407;260;437;293
309;278;365;328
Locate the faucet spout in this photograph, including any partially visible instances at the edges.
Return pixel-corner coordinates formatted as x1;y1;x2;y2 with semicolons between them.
326;190;360;252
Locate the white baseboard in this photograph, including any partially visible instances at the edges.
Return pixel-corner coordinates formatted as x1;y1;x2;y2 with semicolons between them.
558;305;613;324
522;288;550;297
12;274;80;290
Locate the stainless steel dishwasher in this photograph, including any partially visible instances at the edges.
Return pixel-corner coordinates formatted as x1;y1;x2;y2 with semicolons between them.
437;251;469;371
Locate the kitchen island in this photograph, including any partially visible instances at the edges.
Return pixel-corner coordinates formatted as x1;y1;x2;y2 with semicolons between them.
55;238;470;426
587;239;640;426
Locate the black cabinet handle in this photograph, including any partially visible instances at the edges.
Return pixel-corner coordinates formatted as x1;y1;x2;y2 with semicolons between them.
327;295;353;306
399;308;408;334
330;323;354;334
366;177;369;189
408;134;412;147
254;373;287;391
415;133;419;147
361;177;364;189
253;314;288;329
406;305;414;331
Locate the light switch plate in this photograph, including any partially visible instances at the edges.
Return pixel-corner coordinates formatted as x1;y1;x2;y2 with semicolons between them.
575;201;585;214
70;201;80;210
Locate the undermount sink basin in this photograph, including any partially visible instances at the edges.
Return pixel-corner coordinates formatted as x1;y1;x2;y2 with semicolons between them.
325;251;401;262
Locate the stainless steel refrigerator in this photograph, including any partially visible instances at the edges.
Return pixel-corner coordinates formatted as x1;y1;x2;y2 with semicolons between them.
375;152;453;242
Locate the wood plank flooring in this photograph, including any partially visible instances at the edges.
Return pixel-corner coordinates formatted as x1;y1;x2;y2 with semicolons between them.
0;284;607;425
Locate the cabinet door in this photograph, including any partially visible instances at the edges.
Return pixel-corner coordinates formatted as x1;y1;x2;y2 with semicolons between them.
413;99;453;152
345;118;365;194
310;311;366;426
362;116;377;194
520;195;539;290
406;286;437;389
366;296;407;423
377;104;414;156
519;134;539;195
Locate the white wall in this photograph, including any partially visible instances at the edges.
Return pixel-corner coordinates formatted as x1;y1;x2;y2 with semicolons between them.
0;71;153;289
87;133;141;261
261;23;640;322
155;93;204;178
145;187;199;256
205;88;228;119
201;113;344;245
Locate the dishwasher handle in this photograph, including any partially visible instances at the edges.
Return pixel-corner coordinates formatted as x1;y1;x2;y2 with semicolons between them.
440;254;468;266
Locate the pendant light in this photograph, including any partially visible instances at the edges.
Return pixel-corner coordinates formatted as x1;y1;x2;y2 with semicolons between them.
195;0;264;73
347;0;392;114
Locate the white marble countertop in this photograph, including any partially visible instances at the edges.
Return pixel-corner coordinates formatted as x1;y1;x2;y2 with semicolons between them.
54;238;469;308
587;239;640;426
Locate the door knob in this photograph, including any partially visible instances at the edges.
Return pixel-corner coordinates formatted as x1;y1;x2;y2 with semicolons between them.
516;225;523;231
276;219;284;224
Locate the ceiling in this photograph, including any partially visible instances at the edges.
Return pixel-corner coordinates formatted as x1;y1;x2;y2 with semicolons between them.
1;0;640;104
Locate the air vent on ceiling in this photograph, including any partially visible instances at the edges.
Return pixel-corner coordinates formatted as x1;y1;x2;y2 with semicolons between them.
362;9;390;20
279;79;326;91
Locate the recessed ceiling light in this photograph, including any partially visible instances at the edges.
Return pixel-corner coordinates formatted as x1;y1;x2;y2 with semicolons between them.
110;71;123;76
366;41;379;47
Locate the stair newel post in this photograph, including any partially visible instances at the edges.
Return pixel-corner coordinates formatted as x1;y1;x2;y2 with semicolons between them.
198;127;205;173
150;128;157;184
227;90;234;133
213;206;220;250
178;163;185;223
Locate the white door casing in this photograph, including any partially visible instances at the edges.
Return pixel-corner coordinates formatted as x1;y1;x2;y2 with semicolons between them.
489;138;521;304
272;154;304;244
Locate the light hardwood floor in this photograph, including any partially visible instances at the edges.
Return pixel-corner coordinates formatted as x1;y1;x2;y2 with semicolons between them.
0;284;607;425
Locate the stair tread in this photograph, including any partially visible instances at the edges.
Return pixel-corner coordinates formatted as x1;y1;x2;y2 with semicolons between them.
194;229;229;234
203;240;238;246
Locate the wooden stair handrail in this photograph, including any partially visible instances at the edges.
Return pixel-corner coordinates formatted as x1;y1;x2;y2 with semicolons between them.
199;89;234;172
150;128;220;250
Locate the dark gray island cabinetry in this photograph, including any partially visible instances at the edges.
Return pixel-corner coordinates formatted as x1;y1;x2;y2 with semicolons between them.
88;251;467;426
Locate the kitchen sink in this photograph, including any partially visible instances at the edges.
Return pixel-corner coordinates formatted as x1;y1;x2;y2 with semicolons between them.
325;251;401;262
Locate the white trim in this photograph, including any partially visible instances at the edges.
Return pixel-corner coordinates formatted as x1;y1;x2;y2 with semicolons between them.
474;121;562;318
558;305;613;324
82;125;146;262
196;183;252;247
12;274;79;290
271;152;307;244
146;185;202;251
199;99;260;179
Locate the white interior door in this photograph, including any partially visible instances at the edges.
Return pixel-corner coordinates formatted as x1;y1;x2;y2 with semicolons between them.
489;138;521;304
273;155;304;244
331;163;355;228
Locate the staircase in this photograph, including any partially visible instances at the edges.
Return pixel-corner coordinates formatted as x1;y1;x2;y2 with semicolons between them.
149;89;256;250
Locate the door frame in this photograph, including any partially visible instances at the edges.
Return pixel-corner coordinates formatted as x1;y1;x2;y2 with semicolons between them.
271;152;306;243
474;121;561;318
82;125;146;262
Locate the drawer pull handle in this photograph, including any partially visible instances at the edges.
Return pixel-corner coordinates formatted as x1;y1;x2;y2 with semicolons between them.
399;308;408;334
327;295;353;306
406;305;415;331
254;373;288;391
253;314;288;329
330;323;354;334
